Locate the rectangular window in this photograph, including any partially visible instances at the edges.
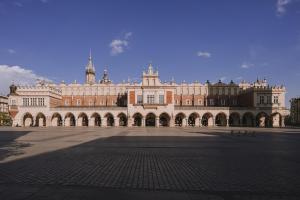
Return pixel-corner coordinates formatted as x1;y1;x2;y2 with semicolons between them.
222;88;225;95
198;99;202;105
259;96;264;104
232;99;237;105
65;100;69;106
234;88;237;95
221;99;225;106
274;96;279;104
159;95;164;104
32;98;37;106
147;95;155;104
267;96;271;104
23;98;29;106
228;88;231;95
137;95;143;104
209;99;214;106
186;99;190;105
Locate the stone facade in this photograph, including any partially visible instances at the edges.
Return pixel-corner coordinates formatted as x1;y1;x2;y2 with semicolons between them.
0;95;8;113
8;54;289;128
290;98;300;125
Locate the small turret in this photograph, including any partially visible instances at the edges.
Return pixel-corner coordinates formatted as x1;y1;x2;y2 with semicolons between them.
9;83;17;95
100;68;112;84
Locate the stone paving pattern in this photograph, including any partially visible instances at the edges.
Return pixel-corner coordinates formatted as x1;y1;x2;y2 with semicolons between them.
0;127;300;199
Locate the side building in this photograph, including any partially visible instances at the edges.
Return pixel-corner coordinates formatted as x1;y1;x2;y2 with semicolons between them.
290;98;300;125
0;95;10;126
8;54;289;127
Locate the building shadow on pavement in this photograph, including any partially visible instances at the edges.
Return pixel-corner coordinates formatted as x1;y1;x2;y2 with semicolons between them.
0;134;300;200
0;130;32;161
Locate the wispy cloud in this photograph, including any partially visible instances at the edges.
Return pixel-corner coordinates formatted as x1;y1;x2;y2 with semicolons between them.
124;32;132;39
0;65;51;95
220;76;227;82
13;2;23;7
241;62;254;69
197;51;211;58
277;0;292;16
7;49;16;54
109;32;132;56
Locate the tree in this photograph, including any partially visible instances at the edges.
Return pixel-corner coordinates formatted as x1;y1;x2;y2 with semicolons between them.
0;112;12;126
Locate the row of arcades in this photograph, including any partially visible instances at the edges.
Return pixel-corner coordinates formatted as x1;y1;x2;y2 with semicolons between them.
20;111;285;128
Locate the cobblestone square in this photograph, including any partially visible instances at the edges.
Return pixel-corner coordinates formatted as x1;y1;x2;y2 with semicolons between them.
0;127;300;200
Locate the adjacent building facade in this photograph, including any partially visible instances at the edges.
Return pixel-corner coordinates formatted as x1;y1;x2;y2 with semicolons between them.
0;95;9;126
8;54;289;127
290;98;300;125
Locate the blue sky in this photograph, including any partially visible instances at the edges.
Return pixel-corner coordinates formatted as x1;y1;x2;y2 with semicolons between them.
0;0;299;105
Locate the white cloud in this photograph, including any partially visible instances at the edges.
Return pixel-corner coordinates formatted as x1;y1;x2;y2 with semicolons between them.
0;65;51;95
109;39;128;55
241;62;254;69
8;49;16;54
220;76;227;82
197;51;211;58
277;0;292;16
109;32;132;56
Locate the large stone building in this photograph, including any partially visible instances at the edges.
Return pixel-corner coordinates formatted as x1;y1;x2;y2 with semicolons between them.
8;54;288;127
290;98;300;125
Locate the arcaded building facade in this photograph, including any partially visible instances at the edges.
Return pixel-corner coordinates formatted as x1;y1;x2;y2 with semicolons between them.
8;54;288;128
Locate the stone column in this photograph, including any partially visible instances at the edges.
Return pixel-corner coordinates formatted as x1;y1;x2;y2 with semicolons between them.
46;116;51;127
127;117;132;127
169;117;175;127
64;118;69;127
142;117;145;127
182;118;187;127
195;118;200;127
114;118;119;127
226;118;229;127
281;118;285;127
102;117;107;127
199;118;202;127
89;117;94;127
156;117;160;127
77;117;82;127
211;117;215;127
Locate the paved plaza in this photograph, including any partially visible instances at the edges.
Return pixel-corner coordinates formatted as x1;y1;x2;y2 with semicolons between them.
0;127;300;200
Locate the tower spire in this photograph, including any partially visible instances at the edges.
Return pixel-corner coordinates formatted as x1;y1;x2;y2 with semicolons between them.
85;49;96;84
89;48;92;60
